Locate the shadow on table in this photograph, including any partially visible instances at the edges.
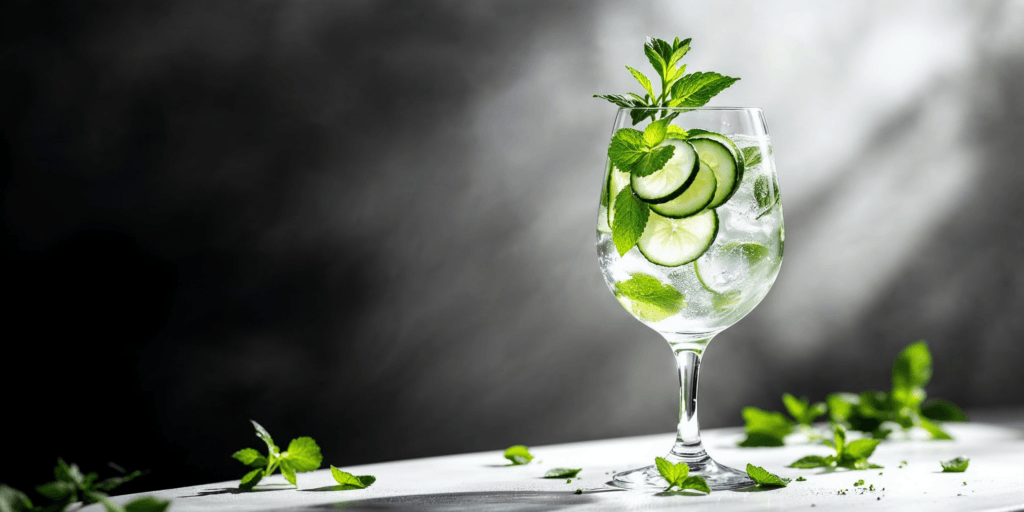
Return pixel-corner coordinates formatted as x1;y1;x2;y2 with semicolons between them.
284;490;606;511
184;484;293;497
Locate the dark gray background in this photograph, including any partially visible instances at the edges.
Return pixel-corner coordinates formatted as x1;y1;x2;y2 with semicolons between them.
3;0;1023;495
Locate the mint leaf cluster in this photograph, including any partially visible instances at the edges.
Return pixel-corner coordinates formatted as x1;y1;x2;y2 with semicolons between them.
595;37;739;125
543;468;582;479
0;460;168;512
232;420;323;490
654;457;710;494
737;341;966;447
828;341;966;439
788;425;882;471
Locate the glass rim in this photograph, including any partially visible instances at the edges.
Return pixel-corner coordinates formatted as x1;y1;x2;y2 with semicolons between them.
615;106;763;112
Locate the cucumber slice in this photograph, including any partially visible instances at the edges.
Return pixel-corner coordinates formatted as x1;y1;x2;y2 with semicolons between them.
637;210;719;267
650;161;717;218
606;166;632;227
688;135;743;208
630;139;699;204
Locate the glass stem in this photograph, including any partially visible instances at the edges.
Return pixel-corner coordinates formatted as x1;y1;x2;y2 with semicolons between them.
664;333;715;464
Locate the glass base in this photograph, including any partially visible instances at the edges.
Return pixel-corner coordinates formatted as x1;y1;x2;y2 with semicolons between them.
610;457;754;491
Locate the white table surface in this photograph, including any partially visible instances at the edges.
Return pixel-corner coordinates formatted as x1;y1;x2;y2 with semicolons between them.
93;423;1024;511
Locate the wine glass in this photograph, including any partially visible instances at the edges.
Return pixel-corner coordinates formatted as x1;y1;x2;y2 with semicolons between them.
597;107;783;490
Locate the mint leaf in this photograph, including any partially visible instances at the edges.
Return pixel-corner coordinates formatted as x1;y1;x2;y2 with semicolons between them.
644;38;668;80
740;407;794;444
0;485;33;512
614;274;684;322
940;457;969;473
250;420;277;453
742;146;763;167
124;497;171;512
631;145;675;178
654;457;687;490
608;129;646;170
283;437;323;472
738;432;786;447
781;394;826;425
626;66;655;100
746;464;790;487
643;119;670;147
754;176;771;210
94;470;143;492
593;94;637;108
279;461;297;486
667;38;692;68
669;72;739;107
331;467;376;489
665;125;688;140
35;481;74;500
892;341;931;402
611;188;649;256
920;419;953;440
677;476;711;494
239;468;263;490
504;445;533;465
544;468;582;478
788;455;830;468
844;439;881;460
921;399;968;422
55;459;85;485
232;448;267;468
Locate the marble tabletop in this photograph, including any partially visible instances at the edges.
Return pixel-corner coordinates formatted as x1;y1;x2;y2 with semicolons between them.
91;422;1024;511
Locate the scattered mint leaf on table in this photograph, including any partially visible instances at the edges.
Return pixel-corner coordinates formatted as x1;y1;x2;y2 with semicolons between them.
330;467;376;489
746;464;789;487
788;425;882;470
5;460;166;512
544;468;582;479
504;445;534;465
0;485;33;512
614;274;684;322
921;399;968;422
796;476;807;482
234;420;323;489
941;457;970;473
655;457;710;494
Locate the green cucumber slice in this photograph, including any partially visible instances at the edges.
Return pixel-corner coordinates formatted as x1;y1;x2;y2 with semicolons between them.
688;138;739;209
650;161;717;218
606;166;632;227
629;139;699;204
637;209;719;267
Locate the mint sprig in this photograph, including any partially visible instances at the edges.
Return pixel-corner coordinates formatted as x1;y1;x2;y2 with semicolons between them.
788;425;882;471
232;420;323;489
0;460;167;512
595;37;739;125
737;407;794;447
746;464;790;487
654;457;710;494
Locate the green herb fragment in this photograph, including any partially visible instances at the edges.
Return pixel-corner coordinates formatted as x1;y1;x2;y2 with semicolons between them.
575;489;582;494
233;420;323;489
654;457;710;494
504;445;534;465
869;484;875;491
788;425;882;471
330;467;376;489
614;274;685;322
566;479;571;484
941;457;970;473
746;464;790;487
853;479;864;487
796;476;807;482
544;468;582;479
738;407;793;447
